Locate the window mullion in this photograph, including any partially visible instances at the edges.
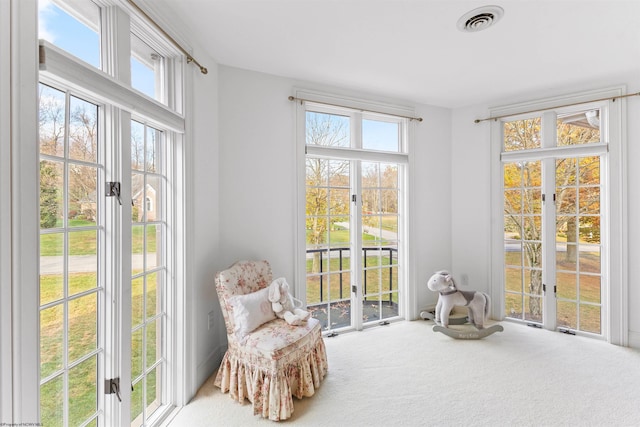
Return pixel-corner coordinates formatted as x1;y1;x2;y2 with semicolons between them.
351;161;363;330
101;6;131;83
102;6;133;427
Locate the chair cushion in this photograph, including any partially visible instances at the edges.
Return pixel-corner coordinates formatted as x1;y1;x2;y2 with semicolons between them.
228;287;276;341
242;317;322;362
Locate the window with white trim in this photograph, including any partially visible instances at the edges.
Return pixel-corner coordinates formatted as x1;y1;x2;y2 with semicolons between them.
491;89;626;343
297;95;412;333
38;1;185;425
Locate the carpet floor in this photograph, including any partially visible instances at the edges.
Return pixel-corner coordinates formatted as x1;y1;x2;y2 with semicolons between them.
165;320;640;426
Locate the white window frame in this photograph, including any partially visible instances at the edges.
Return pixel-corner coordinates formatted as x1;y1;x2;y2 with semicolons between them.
1;0;14;421
37;2;186;426
7;0;41;423
4;0;190;424
295;89;415;331
490;87;627;345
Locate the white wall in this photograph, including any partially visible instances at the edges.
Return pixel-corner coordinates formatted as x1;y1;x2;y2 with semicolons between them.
625;77;640;348
450;104;492;295
450;74;640;348
188;59;224;395
412;103;453;311
214;65;452;323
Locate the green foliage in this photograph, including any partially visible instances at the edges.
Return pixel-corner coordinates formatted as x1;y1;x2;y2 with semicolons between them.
40;161;61;229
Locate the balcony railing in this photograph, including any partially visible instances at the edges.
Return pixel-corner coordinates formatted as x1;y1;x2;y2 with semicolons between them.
306;246;397;304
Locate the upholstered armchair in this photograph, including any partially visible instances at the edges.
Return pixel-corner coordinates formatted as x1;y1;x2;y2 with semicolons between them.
214;260;328;421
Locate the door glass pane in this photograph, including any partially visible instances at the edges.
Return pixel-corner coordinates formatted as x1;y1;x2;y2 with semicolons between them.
39;83;103;426
41;304;64;379
68;293;97;362
146;366;162;415
146;127;161;172
39;84;66;157
69;95;98;163
132;277;144;327
131;121;145;171
40;375;64;427
41;233;64;304
556;157;602;333
38;0;101;69
557;300;577;329
146;174;162;221
40;159;64;229
361;162;400;324
132;224;144;272
68;230;97;295
68;165;98;226
132;328;144;380
131;120;167;426
504;161;542;322
131;377;143;423
305;157;351;330
68;356;98;426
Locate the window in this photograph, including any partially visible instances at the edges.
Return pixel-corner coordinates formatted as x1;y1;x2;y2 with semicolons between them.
492;89;626;343
39;0;101;69
298;95;411;333
38;1;186;425
131;32;164;102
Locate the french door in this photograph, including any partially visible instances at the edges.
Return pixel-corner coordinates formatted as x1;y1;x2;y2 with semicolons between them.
38;81;171;426
302;104;407;332
36;1;185;422
39;83;105;427
501;108;606;336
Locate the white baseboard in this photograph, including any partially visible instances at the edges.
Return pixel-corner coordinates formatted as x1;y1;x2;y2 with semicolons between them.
628;330;640;349
195;343;227;391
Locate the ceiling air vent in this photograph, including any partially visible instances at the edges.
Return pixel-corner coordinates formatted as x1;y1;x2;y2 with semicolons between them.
457;5;504;32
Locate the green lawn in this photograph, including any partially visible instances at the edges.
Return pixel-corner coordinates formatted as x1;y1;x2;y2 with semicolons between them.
40;221;156;256
306;225;393;247
40;270;160;426
504;250;601;333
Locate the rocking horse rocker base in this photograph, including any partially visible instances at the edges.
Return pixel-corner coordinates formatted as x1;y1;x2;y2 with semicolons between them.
432;323;504;339
420;309;503;339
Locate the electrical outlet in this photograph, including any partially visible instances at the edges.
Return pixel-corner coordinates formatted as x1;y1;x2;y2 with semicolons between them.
461;273;469;287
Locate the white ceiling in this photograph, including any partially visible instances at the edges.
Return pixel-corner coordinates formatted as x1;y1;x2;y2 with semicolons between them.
154;0;640;108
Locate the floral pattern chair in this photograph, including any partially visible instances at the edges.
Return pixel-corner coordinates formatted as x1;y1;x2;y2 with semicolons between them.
214;260;328;421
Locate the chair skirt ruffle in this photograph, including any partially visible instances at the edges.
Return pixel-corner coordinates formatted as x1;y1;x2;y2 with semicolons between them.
214;320;328;421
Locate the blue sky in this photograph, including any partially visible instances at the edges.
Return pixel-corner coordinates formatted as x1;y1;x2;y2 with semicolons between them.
363;119;399;152
38;0;156;99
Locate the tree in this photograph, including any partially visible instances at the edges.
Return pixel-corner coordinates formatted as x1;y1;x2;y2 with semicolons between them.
40;161;61;228
503;113;601;319
39;85;65;228
305;112;350;273
67;98;98;221
39;85;100;224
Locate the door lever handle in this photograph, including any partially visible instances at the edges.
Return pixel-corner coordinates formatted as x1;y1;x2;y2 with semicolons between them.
106;182;123;206
105;378;122;402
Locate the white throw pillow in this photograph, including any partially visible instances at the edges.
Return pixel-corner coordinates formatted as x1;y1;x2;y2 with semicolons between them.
229;287;275;340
